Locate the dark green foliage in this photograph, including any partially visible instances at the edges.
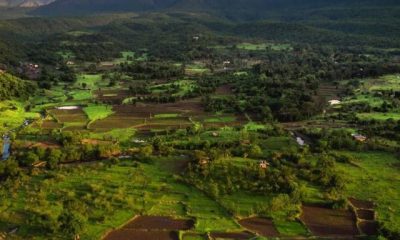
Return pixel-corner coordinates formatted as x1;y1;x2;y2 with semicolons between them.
0;73;36;100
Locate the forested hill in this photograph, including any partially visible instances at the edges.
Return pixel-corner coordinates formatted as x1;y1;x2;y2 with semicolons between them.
32;0;400;17
0;72;35;100
32;0;177;16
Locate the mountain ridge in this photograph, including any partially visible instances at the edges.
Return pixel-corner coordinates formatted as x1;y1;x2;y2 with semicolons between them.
0;0;54;8
32;0;400;16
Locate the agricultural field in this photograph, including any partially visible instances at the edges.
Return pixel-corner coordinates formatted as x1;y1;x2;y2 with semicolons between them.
1;7;400;240
335;151;400;234
235;42;292;51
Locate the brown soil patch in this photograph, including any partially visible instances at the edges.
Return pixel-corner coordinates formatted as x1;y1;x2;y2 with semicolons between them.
104;230;178;240
124;216;194;230
215;84;233;95
356;209;375;221
49;109;87;123
41;120;63;129
90;100;204;131
81;139;113;145
210;231;254;239
238;217;279;237
317;83;343;98
359;221;379;236
349;198;375;210
30;141;61;149
300;205;359;237
95;89;131;104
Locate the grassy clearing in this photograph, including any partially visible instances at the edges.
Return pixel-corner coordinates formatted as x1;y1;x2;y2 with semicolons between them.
236;42;292;51
83;104;114;122
0;101;40;133
244;122;272;131
204;116;236;123
154;113;180;119
262;137;298;152
274;220;309;236
366;74;400;91
335;151;400;234
57;50;75;59
342;94;384;107
150;80;197;97
75;74;103;89
87;128;136;142
186;64;209;74
70;90;92;101
357;112;400;121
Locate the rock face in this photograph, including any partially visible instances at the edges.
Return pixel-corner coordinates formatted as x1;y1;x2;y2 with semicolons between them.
0;0;54;8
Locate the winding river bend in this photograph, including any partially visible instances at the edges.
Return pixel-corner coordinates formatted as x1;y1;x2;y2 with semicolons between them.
2;134;10;160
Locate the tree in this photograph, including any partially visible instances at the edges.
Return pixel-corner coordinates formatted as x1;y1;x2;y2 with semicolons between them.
47;149;62;169
58;209;86;239
23;151;39;166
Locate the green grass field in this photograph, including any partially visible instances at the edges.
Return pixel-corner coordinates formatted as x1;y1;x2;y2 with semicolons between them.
0;101;40;133
357;112;400;121
84;104;114;122
76;74;104;89
154;113;180;119
335;151;400;234
236;42;292;51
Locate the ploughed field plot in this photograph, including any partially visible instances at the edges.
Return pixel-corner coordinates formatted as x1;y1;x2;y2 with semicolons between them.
123;216;194;230
215;84;233;96
238;217;280;238
95;89;131;104
300;205;359;237
47;108;89;131
105;230;179;240
90;100;206;132
105;216;194;240
317;82;343;99
336;151;400;234
209;231;254;239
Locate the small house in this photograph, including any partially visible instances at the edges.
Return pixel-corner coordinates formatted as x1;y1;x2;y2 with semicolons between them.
352;133;367;142
223;60;231;65
199;157;210;166
66;61;75;65
193;36;200;41
211;132;219;137
32;161;47;168
329;99;341;105
259;160;270;169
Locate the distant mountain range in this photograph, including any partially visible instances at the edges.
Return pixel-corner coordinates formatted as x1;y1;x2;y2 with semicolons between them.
31;0;400;17
0;0;54;8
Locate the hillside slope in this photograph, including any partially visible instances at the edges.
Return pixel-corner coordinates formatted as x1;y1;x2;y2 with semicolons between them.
0;72;35;100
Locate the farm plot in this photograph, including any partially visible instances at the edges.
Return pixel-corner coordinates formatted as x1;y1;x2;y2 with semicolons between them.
317;82;343;99
89;101;201;131
209;231;254;239
215;84;233;96
48;108;88;130
185;63;210;75
336;151;400;235
49;108;88;123
105;230;179;240
95;89;132;104
123;216;194;230
238;217;280;237
300;205;359;237
75;74;104;89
